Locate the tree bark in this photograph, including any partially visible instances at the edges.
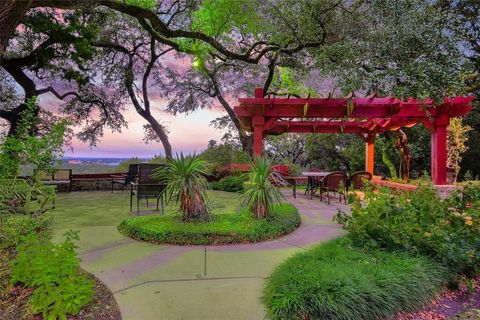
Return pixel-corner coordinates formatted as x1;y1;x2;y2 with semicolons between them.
0;0;33;61
140;112;173;160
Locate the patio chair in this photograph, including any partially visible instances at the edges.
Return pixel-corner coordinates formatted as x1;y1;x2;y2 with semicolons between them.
348;171;373;190
111;163;140;193
130;163;167;214
319;171;348;205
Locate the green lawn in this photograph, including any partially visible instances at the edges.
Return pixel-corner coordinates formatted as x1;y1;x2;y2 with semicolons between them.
48;190;242;230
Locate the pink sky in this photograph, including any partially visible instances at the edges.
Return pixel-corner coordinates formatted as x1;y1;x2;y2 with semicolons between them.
39;93;225;158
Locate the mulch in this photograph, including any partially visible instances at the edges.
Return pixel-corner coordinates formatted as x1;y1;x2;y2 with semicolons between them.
0;249;121;320
395;277;480;320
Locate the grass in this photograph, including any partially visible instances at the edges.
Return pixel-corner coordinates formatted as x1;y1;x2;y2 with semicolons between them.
263;237;449;320
118;203;301;245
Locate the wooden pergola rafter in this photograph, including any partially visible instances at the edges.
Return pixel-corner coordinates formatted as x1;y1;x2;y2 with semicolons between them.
234;88;474;185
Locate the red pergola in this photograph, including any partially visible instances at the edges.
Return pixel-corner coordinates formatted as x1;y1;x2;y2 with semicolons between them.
234;88;474;185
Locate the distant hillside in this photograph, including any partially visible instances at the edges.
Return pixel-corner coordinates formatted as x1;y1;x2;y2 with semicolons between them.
20;157;149;176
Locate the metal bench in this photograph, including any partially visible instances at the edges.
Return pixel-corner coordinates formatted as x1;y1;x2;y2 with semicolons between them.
36;169;72;192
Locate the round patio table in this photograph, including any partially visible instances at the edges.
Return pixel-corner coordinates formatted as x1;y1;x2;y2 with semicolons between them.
302;171;331;199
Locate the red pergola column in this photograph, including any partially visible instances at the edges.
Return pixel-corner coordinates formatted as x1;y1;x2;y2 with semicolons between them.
365;141;375;175
252;116;265;157
431;113;449;185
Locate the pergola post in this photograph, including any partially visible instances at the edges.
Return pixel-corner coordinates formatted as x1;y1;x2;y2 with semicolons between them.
365;140;375;175
252;116;265;157
431;113;449;185
431;126;448;185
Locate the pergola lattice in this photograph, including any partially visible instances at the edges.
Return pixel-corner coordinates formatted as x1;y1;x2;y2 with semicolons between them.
234;88;474;185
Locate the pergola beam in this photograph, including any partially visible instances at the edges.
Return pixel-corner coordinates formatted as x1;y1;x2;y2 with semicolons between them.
234;88;474;185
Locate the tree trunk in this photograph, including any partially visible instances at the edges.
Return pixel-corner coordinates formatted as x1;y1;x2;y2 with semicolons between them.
140;112;173;159
239;131;254;157
0;0;32;61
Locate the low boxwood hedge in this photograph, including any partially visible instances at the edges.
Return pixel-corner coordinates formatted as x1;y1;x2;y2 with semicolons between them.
263;237;449;320
118;204;300;245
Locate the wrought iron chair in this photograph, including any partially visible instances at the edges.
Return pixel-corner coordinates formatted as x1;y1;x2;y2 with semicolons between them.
348;171;373;190
319;171;348;204
129;163;167;214
111;163;139;193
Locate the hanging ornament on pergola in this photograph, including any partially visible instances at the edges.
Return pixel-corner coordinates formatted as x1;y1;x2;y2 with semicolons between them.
234;88;474;185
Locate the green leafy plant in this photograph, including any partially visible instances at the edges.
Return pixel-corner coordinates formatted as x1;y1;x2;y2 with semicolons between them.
336;184;480;275
153;154;211;222
264;237;448;320
211;175;248;193
10;230;94;319
242;157;285;219
0;215;51;249
0;97;63;217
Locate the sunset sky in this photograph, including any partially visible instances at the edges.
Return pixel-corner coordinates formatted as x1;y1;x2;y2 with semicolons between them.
39;93;225;158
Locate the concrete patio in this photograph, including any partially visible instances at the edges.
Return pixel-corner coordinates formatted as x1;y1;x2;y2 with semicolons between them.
50;190;348;320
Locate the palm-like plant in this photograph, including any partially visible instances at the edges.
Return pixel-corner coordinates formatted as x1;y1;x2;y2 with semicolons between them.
153;154;211;222
242;157;285;219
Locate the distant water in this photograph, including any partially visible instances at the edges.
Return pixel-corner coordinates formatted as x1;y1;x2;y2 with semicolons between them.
62;157;149;166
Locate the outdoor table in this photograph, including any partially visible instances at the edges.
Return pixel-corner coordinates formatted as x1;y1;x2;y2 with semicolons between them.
302;171;331;198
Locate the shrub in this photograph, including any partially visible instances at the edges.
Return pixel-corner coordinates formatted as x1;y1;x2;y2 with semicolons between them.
153;154;211;222
211;175;247;192
459;180;480;204
336;184;480;275
0;215;51;249
242;157;285;219
10;230;94;319
263;238;448;320
118;203;300;245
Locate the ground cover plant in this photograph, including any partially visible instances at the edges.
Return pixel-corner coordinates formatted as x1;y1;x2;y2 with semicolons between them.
119;203;300;245
263;237;448;320
336;183;480;275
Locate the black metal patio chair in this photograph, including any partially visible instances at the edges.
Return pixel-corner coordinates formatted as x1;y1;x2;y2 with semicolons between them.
129;163;167;214
111;163;139;193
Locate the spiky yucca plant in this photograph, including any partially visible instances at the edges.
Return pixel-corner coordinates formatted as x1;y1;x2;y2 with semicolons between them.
153;154;211;222
242;157;285;219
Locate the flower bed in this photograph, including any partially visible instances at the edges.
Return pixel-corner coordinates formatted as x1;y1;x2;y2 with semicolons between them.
118;203;300;245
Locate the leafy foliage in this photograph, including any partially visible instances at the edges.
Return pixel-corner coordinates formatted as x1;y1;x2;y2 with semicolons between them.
122;0;156;10
153;154;211;222
199;140;248;172
318;0;467;100
306;134;365;173
447;118;472;182
211;175;248;193
0;97;66;179
0;215;51;250
10;230;94;319
119;203;300;245
336;185;480;275
191;0;262;38
263;237;448;320
242;157;285;219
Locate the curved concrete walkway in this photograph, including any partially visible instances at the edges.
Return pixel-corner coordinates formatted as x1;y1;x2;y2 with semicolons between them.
51;191;348;320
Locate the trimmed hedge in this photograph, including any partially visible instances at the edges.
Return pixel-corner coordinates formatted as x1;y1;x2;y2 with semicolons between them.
118;204;300;245
211;175;248;192
263;238;448;320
